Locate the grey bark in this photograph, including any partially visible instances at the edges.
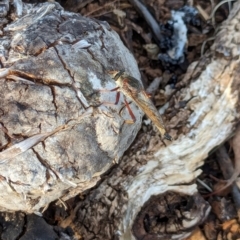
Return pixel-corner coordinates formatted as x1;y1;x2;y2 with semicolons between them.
0;1;240;240
0;1;142;213
59;1;240;239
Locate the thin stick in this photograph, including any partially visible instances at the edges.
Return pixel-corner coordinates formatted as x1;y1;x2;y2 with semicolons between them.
84;0;119;17
197;178;213;192
204;125;240;197
128;0;163;45
210;0;236;27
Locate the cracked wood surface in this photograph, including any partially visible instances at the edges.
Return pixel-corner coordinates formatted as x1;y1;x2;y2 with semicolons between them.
0;2;142;213
58;1;240;240
0;1;240;240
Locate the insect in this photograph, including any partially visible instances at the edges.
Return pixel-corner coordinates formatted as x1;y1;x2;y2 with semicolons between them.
109;70;172;141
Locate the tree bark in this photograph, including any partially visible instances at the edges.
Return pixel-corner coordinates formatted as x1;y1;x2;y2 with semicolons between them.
0;1;142;213
59;1;240;239
0;0;240;240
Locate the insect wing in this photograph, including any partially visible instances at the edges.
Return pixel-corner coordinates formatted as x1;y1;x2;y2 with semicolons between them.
110;71;171;140
130;90;166;136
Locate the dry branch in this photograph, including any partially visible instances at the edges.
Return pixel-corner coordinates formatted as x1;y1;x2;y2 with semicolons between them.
0;0;240;240
60;1;240;239
0;1;142;213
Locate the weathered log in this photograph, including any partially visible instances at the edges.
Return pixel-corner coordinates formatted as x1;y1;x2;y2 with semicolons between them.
1;0;240;240
0;1;142;213
58;1;240;239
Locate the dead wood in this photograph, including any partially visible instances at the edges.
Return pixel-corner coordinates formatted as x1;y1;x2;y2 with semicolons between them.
0;1;142;213
0;0;240;240
59;1;240;239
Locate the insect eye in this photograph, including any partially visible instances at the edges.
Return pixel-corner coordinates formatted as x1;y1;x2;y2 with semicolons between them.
114;69;125;81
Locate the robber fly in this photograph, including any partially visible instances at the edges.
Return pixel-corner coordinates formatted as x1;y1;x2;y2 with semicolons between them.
109;70;172;141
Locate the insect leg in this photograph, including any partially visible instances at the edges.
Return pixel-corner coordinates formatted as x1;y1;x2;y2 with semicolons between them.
143;91;152;98
115;91;120;105
101;87;120;105
124;98;136;122
110;87;120;92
